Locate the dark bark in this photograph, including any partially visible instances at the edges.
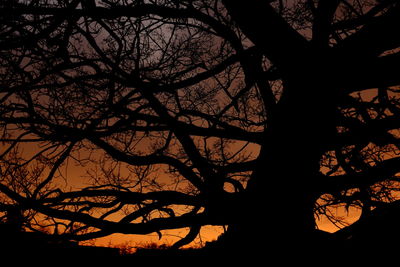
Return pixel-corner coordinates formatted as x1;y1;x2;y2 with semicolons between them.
212;71;338;255
217;1;341;252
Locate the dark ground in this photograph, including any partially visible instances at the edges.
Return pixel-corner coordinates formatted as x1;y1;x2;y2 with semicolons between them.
0;219;397;265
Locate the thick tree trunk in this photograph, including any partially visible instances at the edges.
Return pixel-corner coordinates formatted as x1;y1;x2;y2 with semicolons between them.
212;75;337;258
215;2;340;258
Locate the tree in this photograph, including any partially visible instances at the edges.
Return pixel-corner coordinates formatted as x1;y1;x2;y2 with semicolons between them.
1;0;400;258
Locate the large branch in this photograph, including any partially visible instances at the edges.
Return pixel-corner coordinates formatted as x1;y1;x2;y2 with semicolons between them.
333;114;400;148
312;0;341;47
38;197;218;235
342;53;400;92
41;189;201;206
37;206;219;235
0;182;221;236
222;0;310;73
320;157;400;194
336;2;400;59
331;1;400;95
333;198;400;240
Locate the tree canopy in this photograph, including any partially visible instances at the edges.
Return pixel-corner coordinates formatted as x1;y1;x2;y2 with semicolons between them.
1;0;400;255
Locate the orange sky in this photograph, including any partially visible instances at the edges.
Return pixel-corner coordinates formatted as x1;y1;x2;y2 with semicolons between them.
90;209;359;250
1;136;364;250
2;90;386;250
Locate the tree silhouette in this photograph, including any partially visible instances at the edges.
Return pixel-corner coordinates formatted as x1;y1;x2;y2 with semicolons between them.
1;0;400;257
